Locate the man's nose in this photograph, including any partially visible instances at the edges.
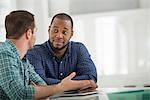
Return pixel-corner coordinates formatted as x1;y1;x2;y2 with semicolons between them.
56;32;63;38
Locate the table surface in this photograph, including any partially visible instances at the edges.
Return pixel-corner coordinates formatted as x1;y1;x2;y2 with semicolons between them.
49;88;150;100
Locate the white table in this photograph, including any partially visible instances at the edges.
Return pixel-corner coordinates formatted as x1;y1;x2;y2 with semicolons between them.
49;90;109;100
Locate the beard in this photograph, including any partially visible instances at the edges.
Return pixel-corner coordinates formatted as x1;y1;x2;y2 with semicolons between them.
49;40;69;51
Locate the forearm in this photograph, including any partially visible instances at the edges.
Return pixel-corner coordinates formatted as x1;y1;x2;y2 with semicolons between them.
34;84;62;100
33;72;97;99
43;77;60;85
73;75;97;82
73;75;90;80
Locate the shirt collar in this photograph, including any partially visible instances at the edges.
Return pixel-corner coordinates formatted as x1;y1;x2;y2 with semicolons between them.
5;39;20;58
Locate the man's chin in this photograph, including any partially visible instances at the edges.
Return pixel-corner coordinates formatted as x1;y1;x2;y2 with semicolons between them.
53;46;63;50
51;42;69;51
53;44;63;48
53;45;67;51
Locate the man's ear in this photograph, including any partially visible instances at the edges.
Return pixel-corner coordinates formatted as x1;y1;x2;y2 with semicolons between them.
71;30;74;37
48;26;51;35
48;26;51;33
26;29;32;39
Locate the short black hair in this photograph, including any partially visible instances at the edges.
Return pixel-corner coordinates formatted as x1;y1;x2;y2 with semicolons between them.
50;13;73;29
5;10;35;39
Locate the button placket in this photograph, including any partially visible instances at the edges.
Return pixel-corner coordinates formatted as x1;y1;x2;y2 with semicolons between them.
60;73;63;76
59;61;63;77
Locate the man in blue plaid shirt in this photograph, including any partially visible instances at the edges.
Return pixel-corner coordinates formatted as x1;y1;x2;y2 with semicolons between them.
0;10;97;100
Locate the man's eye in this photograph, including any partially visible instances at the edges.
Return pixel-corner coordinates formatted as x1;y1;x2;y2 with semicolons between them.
63;31;68;35
53;29;58;33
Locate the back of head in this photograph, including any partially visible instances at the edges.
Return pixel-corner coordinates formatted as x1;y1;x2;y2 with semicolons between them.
51;13;73;29
5;10;35;39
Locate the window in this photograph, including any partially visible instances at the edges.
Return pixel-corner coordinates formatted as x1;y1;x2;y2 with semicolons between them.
72;9;149;76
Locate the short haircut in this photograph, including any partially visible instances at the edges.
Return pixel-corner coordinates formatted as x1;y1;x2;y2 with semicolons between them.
50;13;73;29
5;10;35;39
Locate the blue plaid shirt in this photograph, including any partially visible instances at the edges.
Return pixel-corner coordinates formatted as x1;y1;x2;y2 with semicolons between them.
27;40;97;85
0;39;45;100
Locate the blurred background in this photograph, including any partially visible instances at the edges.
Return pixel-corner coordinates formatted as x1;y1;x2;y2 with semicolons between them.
0;0;150;88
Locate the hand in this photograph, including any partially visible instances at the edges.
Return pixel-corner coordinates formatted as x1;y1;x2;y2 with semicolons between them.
58;72;92;92
79;80;98;91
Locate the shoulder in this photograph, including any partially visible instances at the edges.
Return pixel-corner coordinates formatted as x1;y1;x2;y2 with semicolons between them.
70;41;89;54
32;43;45;51
27;42;46;55
0;43;15;58
26;42;49;60
0;47;17;66
70;41;88;51
71;41;86;48
0;49;12;59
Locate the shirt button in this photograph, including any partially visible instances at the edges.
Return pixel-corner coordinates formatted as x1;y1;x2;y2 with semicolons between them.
53;57;55;59
60;61;62;64
60;73;63;76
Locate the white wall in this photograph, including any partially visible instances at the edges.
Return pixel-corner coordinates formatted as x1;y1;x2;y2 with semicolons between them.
16;0;49;44
71;9;150;87
69;0;139;15
139;0;150;8
47;0;139;16
0;0;49;43
0;0;16;42
138;0;150;83
48;0;70;16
